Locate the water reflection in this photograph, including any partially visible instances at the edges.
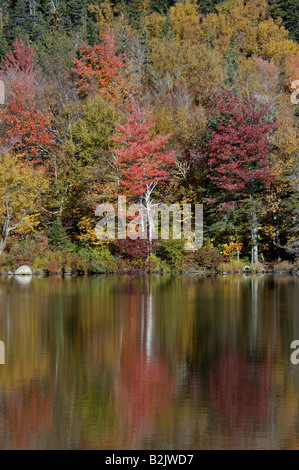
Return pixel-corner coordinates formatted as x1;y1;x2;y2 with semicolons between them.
14;275;33;286
0;274;298;449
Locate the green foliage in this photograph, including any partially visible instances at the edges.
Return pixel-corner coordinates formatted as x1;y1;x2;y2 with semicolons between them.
222;31;239;91
216;259;247;273
191;244;225;269
156;239;186;269
66;97;119;165
270;0;299;42
48;217;68;247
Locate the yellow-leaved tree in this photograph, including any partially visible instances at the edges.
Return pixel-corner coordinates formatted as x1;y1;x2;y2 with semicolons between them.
0;153;48;256
199;0;299;66
169;0;201;42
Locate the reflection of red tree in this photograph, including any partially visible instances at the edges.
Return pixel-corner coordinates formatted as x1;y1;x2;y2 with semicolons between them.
209;348;270;432
5;381;53;449
112;284;176;448
117;354;175;431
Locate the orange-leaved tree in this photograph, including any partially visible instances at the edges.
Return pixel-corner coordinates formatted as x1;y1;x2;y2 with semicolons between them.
71;27;128;102
0;39;55;165
110;100;176;246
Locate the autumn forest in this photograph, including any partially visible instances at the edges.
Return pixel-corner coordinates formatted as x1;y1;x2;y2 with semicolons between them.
0;0;298;275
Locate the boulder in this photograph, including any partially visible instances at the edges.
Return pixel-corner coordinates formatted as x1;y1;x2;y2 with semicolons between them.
14;265;32;276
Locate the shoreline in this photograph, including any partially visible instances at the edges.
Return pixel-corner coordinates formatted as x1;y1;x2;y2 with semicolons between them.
1;267;298;278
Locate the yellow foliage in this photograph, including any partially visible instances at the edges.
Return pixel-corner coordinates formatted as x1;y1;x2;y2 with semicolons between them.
153;104;206;150
149;37;222;100
146;12;166;38
77;215;110;247
0;153;48;240
88;1;117;29
199;0;299;66
132;0;150;13
220;240;242;260
169;0;201;41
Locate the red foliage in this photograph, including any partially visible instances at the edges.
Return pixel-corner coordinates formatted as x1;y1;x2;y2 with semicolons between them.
209;347;270;432
110;101;176;197
113;238;157;273
1;38;34;75
0;80;54;163
0;40;55;164
207;92;277;192
71;28;128;101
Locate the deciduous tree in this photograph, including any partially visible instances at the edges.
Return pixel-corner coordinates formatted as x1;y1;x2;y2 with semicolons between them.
207;92;277;263
110;100;176;244
71;27;128;102
0;152;47;256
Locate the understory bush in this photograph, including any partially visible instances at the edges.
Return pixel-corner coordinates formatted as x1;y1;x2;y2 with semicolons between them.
216;260;247;273
190;244;225;269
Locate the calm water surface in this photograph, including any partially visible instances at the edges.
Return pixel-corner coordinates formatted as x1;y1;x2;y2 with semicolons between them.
0;274;298;450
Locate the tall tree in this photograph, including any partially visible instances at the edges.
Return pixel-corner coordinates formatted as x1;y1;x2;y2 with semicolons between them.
0;152;47;256
0;39;55;164
71;27;128;102
110;100;175;244
207;92;277;263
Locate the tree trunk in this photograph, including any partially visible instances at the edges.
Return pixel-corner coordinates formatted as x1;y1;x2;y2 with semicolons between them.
0;237;7;257
272;212;281;261
0;221;9;256
251;196;259;265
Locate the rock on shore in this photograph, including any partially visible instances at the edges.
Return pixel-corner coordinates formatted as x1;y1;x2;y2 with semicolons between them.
14;265;32;275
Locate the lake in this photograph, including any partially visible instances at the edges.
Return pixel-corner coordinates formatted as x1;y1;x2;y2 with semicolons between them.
0;274;298;450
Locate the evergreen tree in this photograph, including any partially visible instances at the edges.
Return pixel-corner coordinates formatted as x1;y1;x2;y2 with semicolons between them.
48;216;68;247
222;31;239;92
63;0;87;32
200;0;223;14
149;0;175;14
270;0;299;42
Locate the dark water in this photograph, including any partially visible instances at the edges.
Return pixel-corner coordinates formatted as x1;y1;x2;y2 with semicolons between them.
0;274;298;450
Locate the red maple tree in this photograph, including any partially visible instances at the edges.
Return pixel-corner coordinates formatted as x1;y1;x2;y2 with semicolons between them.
110;100;176;198
110;100;176;246
207;92;277;263
0;39;55;165
71;28;128;102
1;38;34;75
208;92;277;192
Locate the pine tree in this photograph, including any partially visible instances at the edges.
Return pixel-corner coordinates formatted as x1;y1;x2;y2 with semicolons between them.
222;31;239;92
270;0;299;42
48;216;68;247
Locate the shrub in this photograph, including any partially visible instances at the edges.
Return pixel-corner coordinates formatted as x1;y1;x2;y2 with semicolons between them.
156;240;186;269
273;260;294;270
191;243;225;269
216;260;247;273
112;238;156;273
0;234;49;272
